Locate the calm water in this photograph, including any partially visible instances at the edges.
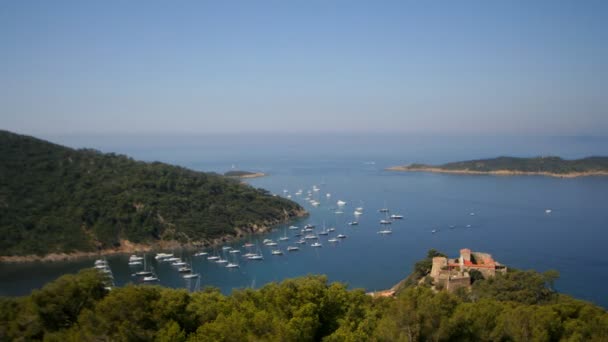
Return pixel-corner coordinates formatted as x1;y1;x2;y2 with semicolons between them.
1;135;607;308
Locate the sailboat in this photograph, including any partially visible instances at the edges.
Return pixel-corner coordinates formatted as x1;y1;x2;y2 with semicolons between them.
390;214;404;219
336;200;347;206
311;242;322;248
194;251;208;257
279;227;289;241
377;226;392;235
287;246;300;251
142;264;159;282
226;254;240;268
328;237;339;243
271;249;284;255
134;254;153;277
318;221;329;236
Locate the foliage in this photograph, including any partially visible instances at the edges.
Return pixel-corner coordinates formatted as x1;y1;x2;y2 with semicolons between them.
1;269;606;341
0;130;304;256
408;156;608;174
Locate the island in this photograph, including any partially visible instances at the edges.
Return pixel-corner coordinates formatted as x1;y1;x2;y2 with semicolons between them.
388;156;608;178
2;249;606;341
0;130;306;262
224;170;266;179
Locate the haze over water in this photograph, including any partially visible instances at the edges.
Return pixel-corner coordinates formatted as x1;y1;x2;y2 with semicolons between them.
1;134;607;308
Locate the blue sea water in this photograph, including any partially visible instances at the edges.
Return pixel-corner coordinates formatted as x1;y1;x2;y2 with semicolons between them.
1;134;607;308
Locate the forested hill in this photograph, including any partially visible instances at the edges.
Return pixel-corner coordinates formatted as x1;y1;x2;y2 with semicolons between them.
1;253;606;341
391;156;608;176
0;130;305;256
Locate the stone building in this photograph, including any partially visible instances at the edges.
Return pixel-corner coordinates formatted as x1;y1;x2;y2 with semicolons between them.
430;248;507;292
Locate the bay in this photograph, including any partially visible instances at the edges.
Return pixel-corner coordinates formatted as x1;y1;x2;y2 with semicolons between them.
1;134;607;308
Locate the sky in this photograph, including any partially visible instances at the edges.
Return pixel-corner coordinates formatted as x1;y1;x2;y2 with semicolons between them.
1;1;607;136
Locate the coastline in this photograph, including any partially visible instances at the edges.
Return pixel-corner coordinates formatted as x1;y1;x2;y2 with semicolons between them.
0;208;307;263
386;166;608;178
225;172;266;179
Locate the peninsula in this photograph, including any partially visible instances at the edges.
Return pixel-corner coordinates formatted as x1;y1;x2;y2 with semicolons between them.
388;156;608;178
0;130;305;261
224;170;266;179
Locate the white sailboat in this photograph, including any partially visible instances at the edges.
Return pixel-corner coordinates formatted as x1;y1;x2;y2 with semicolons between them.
311;242;322;247
287;246;300;251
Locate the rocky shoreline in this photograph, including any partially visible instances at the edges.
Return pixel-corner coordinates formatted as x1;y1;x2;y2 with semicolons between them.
386;166;608;178
0;208;307;263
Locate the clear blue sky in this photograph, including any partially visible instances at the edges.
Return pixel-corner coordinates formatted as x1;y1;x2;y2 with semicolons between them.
1;1;607;135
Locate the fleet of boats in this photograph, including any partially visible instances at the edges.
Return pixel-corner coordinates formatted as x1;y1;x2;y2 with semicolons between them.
96;183;477;290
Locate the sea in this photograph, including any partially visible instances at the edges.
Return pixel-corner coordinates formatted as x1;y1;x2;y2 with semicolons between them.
1;134;607;308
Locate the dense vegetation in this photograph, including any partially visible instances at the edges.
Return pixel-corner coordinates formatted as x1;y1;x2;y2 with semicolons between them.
1;255;606;341
407;156;608;174
0;130;304;256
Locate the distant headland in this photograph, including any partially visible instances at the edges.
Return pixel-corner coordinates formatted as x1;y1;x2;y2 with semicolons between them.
224;170;266;179
388;156;608;178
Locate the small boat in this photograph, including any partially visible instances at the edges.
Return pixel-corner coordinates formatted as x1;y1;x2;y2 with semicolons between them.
288;226;299;230
266;242;278;246
390;214;404;219
378;208;389;213
129;255;144;262
449;225;455;229
328;227;336;232
356;207;364;211
326;193;331;197
134;270;153;277
143;275;159;282
318;230;329;236
242;252;255;258
207;255;220;261
194;251;208;257
263;239;273;244
377;229;392;235
155;253;173;260
311;242;322;248
222;246;232;251
247;254;264;260
304;224;315;229
470;212;476;216
311;201;320;207
336;200;346;206
172;261;187;267
466;224;472;228
379;219;392;225
431;229;437;234
94;259;107;266
334;210;344;214
178;267;192;273
348;221;359;226
287;246;299;251
295;239;307;245
287;195;292;199
229;249;241;254
304;234;318;240
337;234;347;239
243;243;255;248
303;227;314;232
183;273;199;279
165;257;181;262
354;211;363;216
545;209;552;214
271;249;283;255
128;261;143;266
294;233;302;237
225;262;240;268
328;238;339;243
215;259;228;264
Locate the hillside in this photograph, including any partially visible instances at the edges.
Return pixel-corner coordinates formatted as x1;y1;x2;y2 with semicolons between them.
0;253;606;341
388;156;608;177
0;130;305;257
